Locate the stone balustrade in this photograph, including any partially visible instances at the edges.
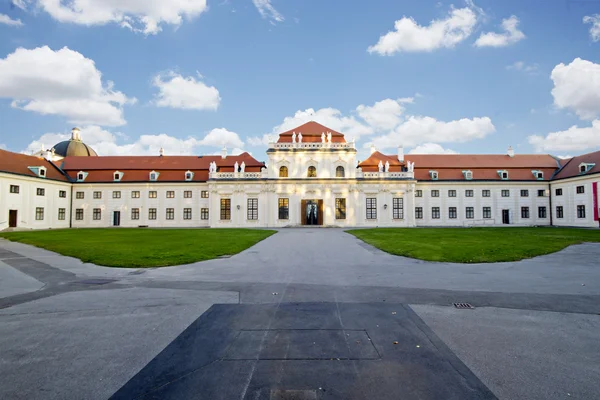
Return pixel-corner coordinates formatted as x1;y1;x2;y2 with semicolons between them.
271;142;355;150
357;171;414;179
210;171;265;180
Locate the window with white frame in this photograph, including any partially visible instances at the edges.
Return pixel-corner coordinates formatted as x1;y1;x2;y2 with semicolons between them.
555;188;563;196
149;171;158;181
132;191;140;198
247;198;258;220
537;190;545;197
415;190;422;197
278;198;289;220
431;190;439;197
482;190;491;197
336;198;347;220
201;190;209;198
430;171;438;180
415;207;423;219
483;207;492;219
75;208;84;220
449;207;457;219
184;191;192;198
466;207;474;219
336;166;345;178
431;207;440;219
448;190;456;197
131;208;140;220
76;191;84;199
148;208;157;220
36;188;45;196
183;208;192;220
520;190;529;197
538;206;547;218
521;207;530;218
577;205;586;218
58;208;66;220
220;199;231;220
149;191;157;198
463;170;473;180
501;190;510;197
465;190;474;197
201;208;209;220
366;198;377;219
499;170;509;180
392;198;403;219
59;190;67;198
9;185;19;194
113;191;121;199
166;208;175;220
556;206;564;219
93;208;102;220
35;207;44;220
93;191;102;199
576;186;585;194
166;191;175;198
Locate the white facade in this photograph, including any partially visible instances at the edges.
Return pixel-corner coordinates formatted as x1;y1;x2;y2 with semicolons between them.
550;175;600;228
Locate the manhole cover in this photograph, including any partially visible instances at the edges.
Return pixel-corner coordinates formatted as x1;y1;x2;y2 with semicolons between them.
453;302;474;309
76;279;116;285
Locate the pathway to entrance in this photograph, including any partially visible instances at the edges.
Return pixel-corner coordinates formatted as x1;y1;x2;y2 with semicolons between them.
0;229;599;399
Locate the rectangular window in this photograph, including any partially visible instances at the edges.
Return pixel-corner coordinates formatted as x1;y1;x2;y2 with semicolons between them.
58;208;66;220
415;207;423;219
483;207;492;219
35;207;44;220
131;208;140;220
36;188;45;196
220;199;231;220
555;188;563;196
448;190;456;197
449;207;457;219
149;191;157;198
576;186;585;194
335;198;347;220
538;206;547;219
113;191;121;199
431;190;439;198
201;190;209;198
556;206;564;219
466;207;474;219
537;189;545;197
131;191;140;199
520;189;529;197
93;208;102;220
184;190;192;198
415;190;422;197
166;191;175;198
183;208;192;220
201;208;209;220
482;190;491;197
577;205;586;218
465;190;474;197
431;207;440;219
149;208;157;220
93;191;102;199
59;190;66;198
521;207;530;219
9;185;20;194
366;198;377;219
278;198;289;220
501;190;510;197
76;191;84;199
166;208;175;220
75;208;84;220
392;198;403;219
247;198;258;220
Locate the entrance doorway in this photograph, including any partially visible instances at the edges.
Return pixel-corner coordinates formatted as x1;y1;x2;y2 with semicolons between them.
502;209;510;224
113;211;121;226
301;199;323;226
8;210;17;228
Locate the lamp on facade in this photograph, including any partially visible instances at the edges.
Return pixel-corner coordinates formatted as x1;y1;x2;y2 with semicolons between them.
237;205;241;210
384;204;388;209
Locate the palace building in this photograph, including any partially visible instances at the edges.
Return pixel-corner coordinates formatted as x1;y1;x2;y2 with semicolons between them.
1;121;599;230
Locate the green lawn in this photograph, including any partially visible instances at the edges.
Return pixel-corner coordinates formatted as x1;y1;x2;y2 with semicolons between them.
348;227;600;263
0;228;276;268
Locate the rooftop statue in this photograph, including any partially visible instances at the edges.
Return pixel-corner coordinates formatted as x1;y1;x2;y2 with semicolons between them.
234;161;239;173
298;132;303;143
292;132;296;143
385;161;390;172
378;161;384;172
240;161;245;172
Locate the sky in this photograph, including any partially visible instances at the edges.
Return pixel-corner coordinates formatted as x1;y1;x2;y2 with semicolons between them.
0;0;600;162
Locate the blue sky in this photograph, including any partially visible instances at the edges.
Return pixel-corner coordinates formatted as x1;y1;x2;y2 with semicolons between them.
1;0;600;161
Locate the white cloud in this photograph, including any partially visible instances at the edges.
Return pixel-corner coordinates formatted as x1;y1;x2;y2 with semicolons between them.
16;0;207;35
408;143;459;154
152;72;220;111
0;13;23;26
24;125;247;156
198;128;244;148
367;7;477;54
356;98;412;130
246;134;271;147
584;15;600;42
371;116;495;149
475;15;525;47
506;61;538;74
0;46;134;126
252;0;284;23
528;120;600;152
551;58;600;120
273;107;374;140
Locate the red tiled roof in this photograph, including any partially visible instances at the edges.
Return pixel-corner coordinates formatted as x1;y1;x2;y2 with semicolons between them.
553;150;600;180
359;152;561;181
0;149;69;181
277;121;346;143
60;153;264;183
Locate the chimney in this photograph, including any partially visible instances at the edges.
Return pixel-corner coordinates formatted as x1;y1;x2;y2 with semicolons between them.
159;147;164;157
370;143;377;155
221;146;227;159
43;148;53;161
71;127;81;141
397;145;404;162
507;146;514;158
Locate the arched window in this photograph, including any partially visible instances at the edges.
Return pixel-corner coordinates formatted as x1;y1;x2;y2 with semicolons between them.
336;166;345;178
307;166;317;178
279;166;288;178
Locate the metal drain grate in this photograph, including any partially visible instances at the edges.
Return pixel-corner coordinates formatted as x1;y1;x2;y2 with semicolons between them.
453;302;474;309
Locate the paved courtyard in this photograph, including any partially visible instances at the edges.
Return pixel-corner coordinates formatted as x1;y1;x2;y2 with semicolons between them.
0;229;599;399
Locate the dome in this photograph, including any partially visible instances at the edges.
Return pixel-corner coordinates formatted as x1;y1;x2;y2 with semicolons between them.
53;128;98;157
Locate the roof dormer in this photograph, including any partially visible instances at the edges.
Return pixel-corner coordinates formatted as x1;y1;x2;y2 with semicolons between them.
28;166;47;178
185;170;194;181
429;170;439;180
76;171;88;182
532;170;544;180
579;163;595;174
113;171;124;182
149;170;160;181
498;170;509;180
462;170;473;180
